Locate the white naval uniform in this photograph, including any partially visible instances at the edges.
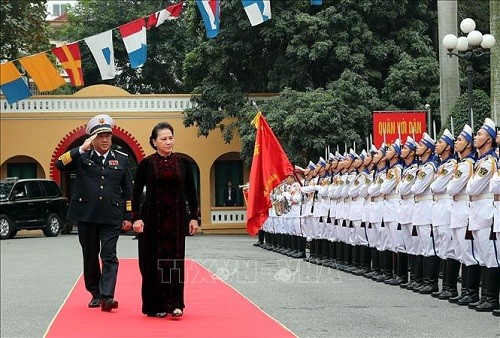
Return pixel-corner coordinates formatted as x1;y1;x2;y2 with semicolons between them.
447;155;476;266
300;177;317;241
317;175;331;239
411;157;437;257
397;162;418;255
282;182;303;237
489;160;500;267
430;157;456;260
328;173;341;242
343;170;357;245
335;172;349;244
380;163;403;252
466;151;497;268
367;168;386;250
350;170;370;247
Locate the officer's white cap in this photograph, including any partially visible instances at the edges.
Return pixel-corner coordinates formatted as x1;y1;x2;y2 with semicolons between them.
369;144;378;154
405;136;417;151
480;118;496;139
440;128;455;147
460;124;473;144
420;132;435;151
318;157;327;167
86;114;114;136
392;138;402;155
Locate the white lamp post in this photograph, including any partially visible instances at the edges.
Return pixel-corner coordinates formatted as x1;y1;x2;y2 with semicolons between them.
442;18;496;130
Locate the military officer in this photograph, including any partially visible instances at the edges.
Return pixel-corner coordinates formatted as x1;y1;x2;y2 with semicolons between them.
466;118;499;312
56;114;133;312
490;127;500;317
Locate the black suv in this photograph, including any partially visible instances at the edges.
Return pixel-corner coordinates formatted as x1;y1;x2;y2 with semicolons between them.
0;178;69;239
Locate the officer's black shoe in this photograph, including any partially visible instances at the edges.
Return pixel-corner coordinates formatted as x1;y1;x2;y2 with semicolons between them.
492;309;500;316
431;288;445;298
438;289;458;300
387;277;405;286
475;299;499;312
468;297;486;309
457;293;479;306
419;284;439;294
399;280;413;289
88;297;102;308
363;270;375;278
374;273;388;283
253;242;263;247
101;298;118;312
411;282;425;293
449;291;467;303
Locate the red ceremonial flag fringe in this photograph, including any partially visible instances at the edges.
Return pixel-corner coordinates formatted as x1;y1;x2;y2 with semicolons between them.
246;112;294;236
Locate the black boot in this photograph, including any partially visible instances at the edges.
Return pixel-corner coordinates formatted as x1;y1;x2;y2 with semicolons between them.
374;250;389;282
401;254;415;289
439;258;460;300
290;235;299;256
432;259;447;298
450;264;468;303
458;264;481;306
254;229;265;247
475;267;500;312
292;236;307;258
420;255;440;294
411;255;424;292
335;242;345;270
468;266;488;309
388;252;408;286
364;248;379;278
305;239;316;262
383;251;396;284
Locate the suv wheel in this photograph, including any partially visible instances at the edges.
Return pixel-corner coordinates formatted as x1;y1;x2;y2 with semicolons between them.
43;213;61;237
0;214;15;240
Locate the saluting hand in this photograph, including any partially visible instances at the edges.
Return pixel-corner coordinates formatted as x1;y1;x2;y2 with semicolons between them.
81;134;97;152
133;220;144;233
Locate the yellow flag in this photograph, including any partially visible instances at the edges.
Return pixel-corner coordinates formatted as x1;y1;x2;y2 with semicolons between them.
19;53;66;92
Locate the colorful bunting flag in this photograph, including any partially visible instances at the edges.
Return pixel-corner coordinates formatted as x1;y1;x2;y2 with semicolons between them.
0;62;32;104
196;0;220;39
147;1;184;30
84;30;115;80
242;0;271;26
18;53;66;92
119;18;147;69
51;42;84;87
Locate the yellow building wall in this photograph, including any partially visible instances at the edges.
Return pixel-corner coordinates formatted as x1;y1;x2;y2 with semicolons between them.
0;85;249;234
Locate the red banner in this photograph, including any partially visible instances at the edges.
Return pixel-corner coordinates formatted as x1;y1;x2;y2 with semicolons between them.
372;111;427;147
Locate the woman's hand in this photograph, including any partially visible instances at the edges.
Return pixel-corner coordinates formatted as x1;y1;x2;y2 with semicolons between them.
133;220;144;233
188;219;199;235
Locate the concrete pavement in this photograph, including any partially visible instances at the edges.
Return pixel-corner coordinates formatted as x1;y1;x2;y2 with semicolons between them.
1;231;499;337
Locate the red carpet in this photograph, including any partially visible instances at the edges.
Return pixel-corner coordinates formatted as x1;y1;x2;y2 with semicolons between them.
45;259;296;337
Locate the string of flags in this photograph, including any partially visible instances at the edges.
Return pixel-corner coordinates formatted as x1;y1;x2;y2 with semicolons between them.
0;0;324;105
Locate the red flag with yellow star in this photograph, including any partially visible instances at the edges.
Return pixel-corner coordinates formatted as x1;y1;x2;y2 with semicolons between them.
52;42;84;87
246;112;294;236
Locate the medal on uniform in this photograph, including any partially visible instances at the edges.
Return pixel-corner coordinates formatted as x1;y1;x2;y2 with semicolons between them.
109;160;119;166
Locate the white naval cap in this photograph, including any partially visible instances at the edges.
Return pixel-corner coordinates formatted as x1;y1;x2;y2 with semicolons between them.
440;128;455;148
460;124;473;144
420;132;435;151
86;114;114;136
307;161;316;170
328;152;336;162
360;149;367;160
369;144;378;154
392;138;402;155
480;117;496;139
317;157;327;167
335;151;345;160
404;136;417;151
379;142;387;155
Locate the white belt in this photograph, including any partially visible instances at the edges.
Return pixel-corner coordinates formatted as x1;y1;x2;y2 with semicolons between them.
452;194;468;202
469;193;494;202
433;194;451;201
401;194;414;201
414;194;432;202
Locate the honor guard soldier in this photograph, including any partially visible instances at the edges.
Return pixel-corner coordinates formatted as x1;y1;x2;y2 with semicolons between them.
447;124;477;303
301;161;319;262
466;118;499;312
381;139;404;285
397;136;419;289
56;114;133;312
362;145;379;278
367;143;387;281
430;129;457;298
489;127;500;317
411;132;438;294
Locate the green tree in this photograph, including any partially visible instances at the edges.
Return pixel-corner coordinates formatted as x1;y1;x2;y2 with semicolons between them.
0;0;51;60
442;89;491;134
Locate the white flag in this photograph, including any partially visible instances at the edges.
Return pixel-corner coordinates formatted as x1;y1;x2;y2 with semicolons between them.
242;0;271;27
84;30;116;80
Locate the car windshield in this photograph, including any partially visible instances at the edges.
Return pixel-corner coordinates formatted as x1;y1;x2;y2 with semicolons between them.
0;182;15;200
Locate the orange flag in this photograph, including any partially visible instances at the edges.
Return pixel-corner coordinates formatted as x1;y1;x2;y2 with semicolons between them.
19;52;66;92
52;42;84;87
246;112;294;236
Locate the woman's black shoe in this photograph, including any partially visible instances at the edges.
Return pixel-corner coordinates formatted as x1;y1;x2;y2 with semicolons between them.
147;312;167;318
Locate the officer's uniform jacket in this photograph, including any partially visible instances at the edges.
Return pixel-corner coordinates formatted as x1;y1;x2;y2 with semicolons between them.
489;157;500;233
282;181;302;218
360;168;374;224
430;156;456;227
334;171;348;220
411;156;438;226
316;174;331;218
328;172;340;223
367;167;386;223
397;161;418;225
447;154;475;229
466;149;497;231
56;147;132;225
380;163;402;223
349;169;368;222
300;176;317;217
342;170;357;221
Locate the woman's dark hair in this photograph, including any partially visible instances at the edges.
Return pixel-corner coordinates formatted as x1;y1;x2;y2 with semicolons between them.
149;122;174;150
